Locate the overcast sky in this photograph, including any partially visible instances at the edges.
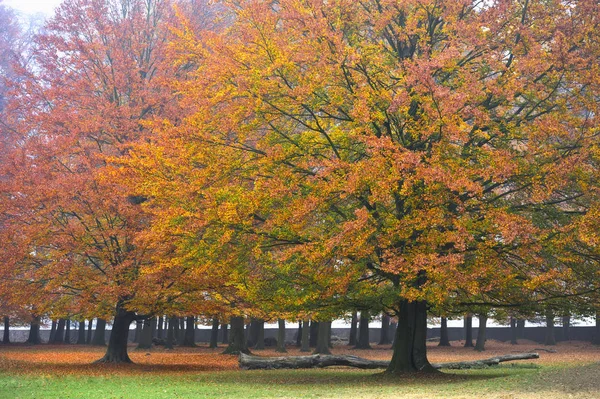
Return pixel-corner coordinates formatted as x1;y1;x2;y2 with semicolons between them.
4;0;63;16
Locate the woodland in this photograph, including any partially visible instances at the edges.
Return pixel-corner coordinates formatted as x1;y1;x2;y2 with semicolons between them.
0;0;599;378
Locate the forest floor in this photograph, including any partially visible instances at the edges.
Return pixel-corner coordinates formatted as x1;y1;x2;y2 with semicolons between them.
0;340;598;398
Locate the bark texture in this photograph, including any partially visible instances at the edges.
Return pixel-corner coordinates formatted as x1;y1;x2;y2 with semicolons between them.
348;311;358;346
438;317;450;346
545;312;556;346
209;317;219;349
2;317;9;344
314;321;331;355
91;318;107;346
27;317;41;344
355;311;371;349
95;305;135;363
223;316;250;355
379;314;391;345
182;316;196;347
464;315;473;347
77;321;86;344
474;314;487;352
276;319;287;353
300;318;310;352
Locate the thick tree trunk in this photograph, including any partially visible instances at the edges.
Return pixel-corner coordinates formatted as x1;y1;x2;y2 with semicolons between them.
240;352;540;370
390;321;397;345
52;319;65;344
545;312;556;346
182;316;196;347
64;319;71;344
137;318;154;349
86;319;93;344
438;317;450;346
517;319;525;339
209;317;219;348
165;317;175;349
95;305;135;363
276;319;287;353
157;316;164;340
2;316;9;344
27;317;41;344
510;317;518;345
300;318;310;352
254;319;265;350
295;321;302;347
314;321;331;355
386;300;436;374
562;315;570;341
474;314;487;352
464;315;473;347
355;311;371;349
77;321;86;344
223;316;249;355
221;323;228;344
379;314;391;345
348;311;358;346
133;320;142;343
49;320;57;343
309;321;319;347
92;318;107;346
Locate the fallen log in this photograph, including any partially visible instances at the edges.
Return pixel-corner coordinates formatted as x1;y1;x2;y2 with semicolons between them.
239;352;539;370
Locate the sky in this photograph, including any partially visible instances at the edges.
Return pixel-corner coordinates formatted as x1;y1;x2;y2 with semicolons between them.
4;0;63;16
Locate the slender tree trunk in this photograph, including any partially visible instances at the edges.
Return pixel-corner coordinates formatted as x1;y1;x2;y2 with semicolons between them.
27;317;41;344
52;319;65;344
95;304;135;363
348;311;358;346
314;321;331;354
77;321;86;344
86;319;93;344
133;320;142;343
64;319;71;344
157;316;164;340
355;311;371;349
517;319;525;339
510;317;518;345
182;316;196;347
379;314;391;345
165;317;175;349
223;316;249;354
301;318;310;352
137;318;154;349
474;314;487;352
49;320;57;343
276;319;287;353
464;315;473;347
209;317;219;348
92;318;107;346
309;321;319;347
386;300;436;374
545;312;556;346
2;317;9;344
438;317;450;346
562;315;570;341
296;321;302;347
593;312;600;345
254;319;265;349
221;323;228;344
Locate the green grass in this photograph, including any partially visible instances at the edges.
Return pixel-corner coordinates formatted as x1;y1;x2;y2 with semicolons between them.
1;362;599;399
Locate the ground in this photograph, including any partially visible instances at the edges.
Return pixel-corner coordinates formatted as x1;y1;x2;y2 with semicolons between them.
0;340;598;398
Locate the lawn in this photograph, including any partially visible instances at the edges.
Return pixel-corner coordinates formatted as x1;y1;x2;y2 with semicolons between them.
0;341;598;398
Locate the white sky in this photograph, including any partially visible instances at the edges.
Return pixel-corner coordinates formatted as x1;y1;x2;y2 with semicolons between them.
4;0;63;16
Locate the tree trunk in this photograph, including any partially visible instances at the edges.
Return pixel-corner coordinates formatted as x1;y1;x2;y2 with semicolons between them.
209;317;219;348
64;319;71;344
240;352;540;370
177;318;185;345
137;318;154;349
474;314;487;352
545;312;556;346
517;319;525;339
49;320;57;343
182;316;196;347
86;319;93;344
309;321;319;347
300;318;310;352
295;321;302;347
2;316;9;344
379;314;391;345
390;321;397;345
91;318;107;346
77;321;86;344
254;319;265;349
133;320;142;343
221;323;228;344
173;317;180;345
510;317;518;345
464;315;473;347
223;316;249;355
562;315;570;341
27;317;41;344
355;311;371;349
593;312;600;345
438;317;450;346
157;316;164;340
348;311;358;346
386;300;436;374
165;317;175;349
314;321;331;355
95;304;135;363
247;318;260;348
52;319;65;344
276;319;287;353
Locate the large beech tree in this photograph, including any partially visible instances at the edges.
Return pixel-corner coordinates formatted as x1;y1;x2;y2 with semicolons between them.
122;0;600;373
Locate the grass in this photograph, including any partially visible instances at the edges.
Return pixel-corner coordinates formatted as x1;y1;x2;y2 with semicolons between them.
0;341;598;398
